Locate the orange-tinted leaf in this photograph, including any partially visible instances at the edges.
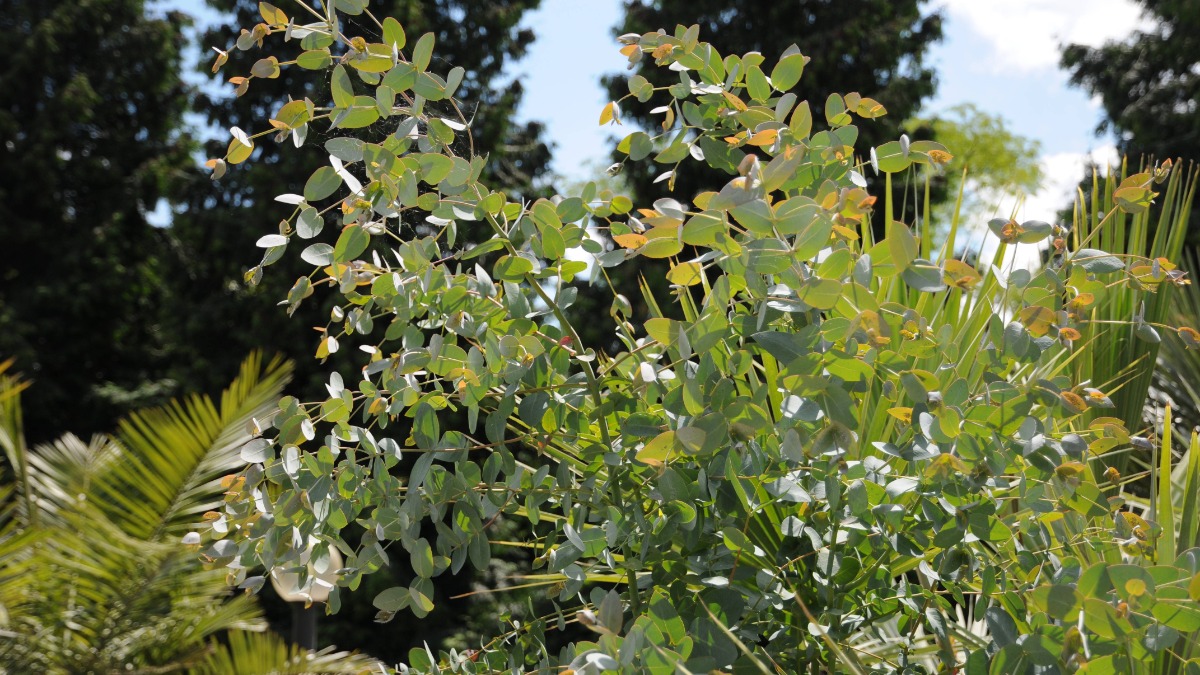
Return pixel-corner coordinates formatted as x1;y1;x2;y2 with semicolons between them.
612;233;647;249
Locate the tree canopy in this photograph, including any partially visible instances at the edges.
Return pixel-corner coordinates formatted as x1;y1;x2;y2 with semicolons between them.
0;0;192;443
1061;1;1200;165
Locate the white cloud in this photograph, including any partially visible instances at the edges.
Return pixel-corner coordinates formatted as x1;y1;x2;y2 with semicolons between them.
942;0;1147;72
1021;145;1120;221
958;145;1120;269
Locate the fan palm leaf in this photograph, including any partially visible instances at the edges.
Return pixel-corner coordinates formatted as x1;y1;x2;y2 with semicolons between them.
0;354;381;673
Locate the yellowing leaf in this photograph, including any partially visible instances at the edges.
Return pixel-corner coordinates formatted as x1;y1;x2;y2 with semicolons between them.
612;233;646;249
599;101;619;126
1059;327;1082;341
226;137;254;164
639;237;683;259
636;430;676;466
316;335;338;358
856;97;887;118
258;2;287;25
382;16;406;50
746;129;779;147
1020;305;1056;337
887;407;913;424
1060;391;1088;414
644;318;676;345
272;99;310;129
251;56;281;79
666;262;703;286
210;47;229;74
721;91;747;111
943;259;981;290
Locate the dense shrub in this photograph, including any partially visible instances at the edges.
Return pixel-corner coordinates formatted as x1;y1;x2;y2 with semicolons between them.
206;3;1200;672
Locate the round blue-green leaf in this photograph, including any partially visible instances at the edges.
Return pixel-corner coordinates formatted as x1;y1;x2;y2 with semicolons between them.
409;578;435;617
296;49;332;70
334;225;369;262
240;438;271;463
411;537;434;578
874;141;911;173
296;207;323;239
444;66;465;98
301;243;334;266
412;32;435;72
382;17;406;50
330;64;354;108
493;255;533;281
902;258;946;292
418;154;454;184
770;52;807;91
335;96;380;129
325;137;364;163
373;586;409;612
1073;248;1124;274
742;238;792;274
333;0;366;14
304;166;341;201
256;234;287;248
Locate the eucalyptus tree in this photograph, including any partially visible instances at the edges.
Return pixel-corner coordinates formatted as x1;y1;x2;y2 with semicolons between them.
203;3;1200;672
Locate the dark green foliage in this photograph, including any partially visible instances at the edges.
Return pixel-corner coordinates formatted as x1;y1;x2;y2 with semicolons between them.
0;0;191;443
1061;1;1200;166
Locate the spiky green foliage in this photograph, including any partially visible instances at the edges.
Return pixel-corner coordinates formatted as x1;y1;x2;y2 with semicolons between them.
0;355;379;673
1065;160;1198;479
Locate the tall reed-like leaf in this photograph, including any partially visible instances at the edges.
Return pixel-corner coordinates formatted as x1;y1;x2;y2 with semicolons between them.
1072;160;1197;478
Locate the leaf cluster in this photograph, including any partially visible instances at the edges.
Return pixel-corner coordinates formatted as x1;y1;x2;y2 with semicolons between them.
207;4;1200;673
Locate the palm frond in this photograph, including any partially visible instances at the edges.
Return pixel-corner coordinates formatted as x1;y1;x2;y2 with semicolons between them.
189;629;384;675
95;352;292;542
0;353;381;674
23;433;119;522
1073;159;1198;478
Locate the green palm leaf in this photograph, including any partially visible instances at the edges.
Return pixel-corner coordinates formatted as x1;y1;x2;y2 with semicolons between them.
0;353;378;672
189;629;382;675
96;352;292;542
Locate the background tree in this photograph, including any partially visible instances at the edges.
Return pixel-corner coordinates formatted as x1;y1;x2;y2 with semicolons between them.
904;103;1044;248
1061;1;1200;168
1060;0;1200;240
0;0;192;444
